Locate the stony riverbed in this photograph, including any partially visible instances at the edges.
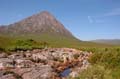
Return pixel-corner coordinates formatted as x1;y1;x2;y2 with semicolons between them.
0;48;92;79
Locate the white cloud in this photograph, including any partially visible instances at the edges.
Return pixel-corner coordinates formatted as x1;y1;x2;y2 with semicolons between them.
104;8;120;16
88;8;120;23
88;16;93;23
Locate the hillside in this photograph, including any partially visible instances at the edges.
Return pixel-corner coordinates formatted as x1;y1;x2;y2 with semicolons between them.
91;39;120;45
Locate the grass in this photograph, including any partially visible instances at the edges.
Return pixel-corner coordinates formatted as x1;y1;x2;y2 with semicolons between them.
75;65;113;79
88;47;120;69
0;34;115;52
72;47;120;79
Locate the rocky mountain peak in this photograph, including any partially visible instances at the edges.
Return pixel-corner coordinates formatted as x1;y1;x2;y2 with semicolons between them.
0;11;74;38
29;11;56;22
38;11;54;17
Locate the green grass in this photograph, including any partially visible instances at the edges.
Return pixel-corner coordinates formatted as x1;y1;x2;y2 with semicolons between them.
72;47;120;79
88;47;120;69
0;34;115;52
74;65;113;79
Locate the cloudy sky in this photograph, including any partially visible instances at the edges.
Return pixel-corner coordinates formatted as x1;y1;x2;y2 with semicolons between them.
0;0;120;40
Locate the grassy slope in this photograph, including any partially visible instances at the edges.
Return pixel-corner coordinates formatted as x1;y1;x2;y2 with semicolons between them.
0;36;13;48
0;34;116;50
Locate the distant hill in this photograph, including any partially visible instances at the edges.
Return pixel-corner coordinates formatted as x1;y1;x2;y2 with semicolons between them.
91;39;120;45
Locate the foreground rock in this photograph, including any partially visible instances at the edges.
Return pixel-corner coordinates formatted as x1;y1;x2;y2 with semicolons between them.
21;65;55;79
0;48;92;79
0;74;16;79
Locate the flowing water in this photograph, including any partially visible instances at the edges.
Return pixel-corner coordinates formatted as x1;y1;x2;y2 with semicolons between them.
59;68;71;77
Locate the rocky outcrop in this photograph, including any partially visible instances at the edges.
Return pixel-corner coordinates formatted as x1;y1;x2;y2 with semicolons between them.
0;48;92;79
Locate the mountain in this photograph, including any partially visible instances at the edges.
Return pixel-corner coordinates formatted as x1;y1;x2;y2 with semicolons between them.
91;39;120;45
0;11;74;38
0;11;113;49
0;11;83;49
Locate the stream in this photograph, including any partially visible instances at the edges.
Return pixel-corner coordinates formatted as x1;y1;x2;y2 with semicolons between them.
59;68;71;77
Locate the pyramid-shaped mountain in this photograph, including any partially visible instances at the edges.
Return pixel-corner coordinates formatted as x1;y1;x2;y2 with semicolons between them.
0;11;74;38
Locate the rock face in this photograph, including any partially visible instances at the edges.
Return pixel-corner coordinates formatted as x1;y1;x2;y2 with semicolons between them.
0;11;74;38
0;48;92;79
